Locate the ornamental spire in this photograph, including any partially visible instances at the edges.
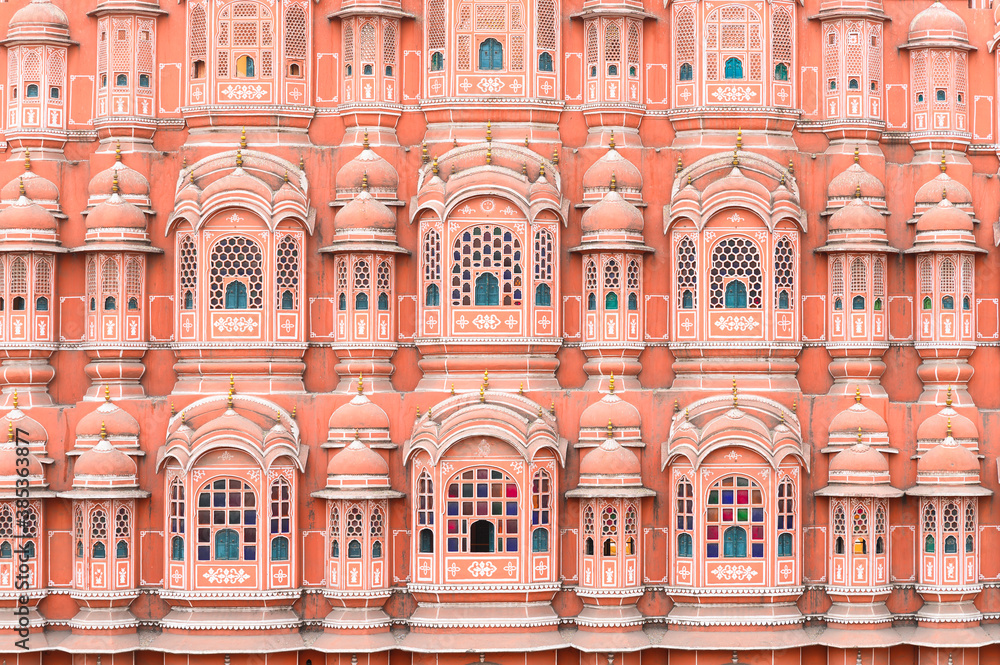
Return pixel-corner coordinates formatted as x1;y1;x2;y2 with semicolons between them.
235;148;243;169
732;377;739;408
357;372;364;395
363;129;370;148
608;131;615;150
607;419;613;439
855;386;862;403
12;390;17;410
105;384;111;402
610;173;617;191
736;128;742;150
854;146;859;163
240;127;248;149
551;146;559;165
112;171;120;195
940;151;947;172
609;373;615;394
100;421;107;440
115;141;122;162
23;149;31;172
7;422;12;442
857;426;863;444
946;385;953;407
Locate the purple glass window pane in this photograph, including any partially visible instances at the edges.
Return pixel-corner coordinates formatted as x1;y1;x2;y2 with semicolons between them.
507;502;518;516
707;543;719;558
506;538;518;552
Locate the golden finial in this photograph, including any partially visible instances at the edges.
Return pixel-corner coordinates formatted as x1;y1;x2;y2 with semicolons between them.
283;170;289;184
416;406;421;417
18;178;24;197
363;130;370;148
483;369;489;388
190;169;196;185
607;420;613;439
736;128;742;150
947;417;952;437
11;390;17;410
676;156;683;173
451;163;457;175
942;187;948;202
550;399;555;415
240;127;247;149
479;386;485;403
23;149;31;172
780;174;785;186
855;184;862;199
451;382;456;396
674;399;679;412
486;146;492;165
521;161;527;176
538;405;544;418
299;156;305;170
235;148;243;168
946;386;953;407
687;174;692;186
276;411;283;427
104;384;111;402
421;141;428;164
454;137;460;148
362;172;369;191
940;151;947;172
227;387;234;409
780;411;786;425
857;426;863;444
539;163;546;178
855;386;862;404
788;159;794;174
115;141;122;162
519;382;524;396
551;147;559;165
7;422;12;442
229;373;235;392
853;146;859;163
433;157;440;176
181;410;186;425
524;135;530;147
609;373;615;394
609;132;616;150
291;405;297;419
792;399;797;413
182;156;188;169
610;173;617;191
100;421;107;440
427;407;432;419
732;379;739;408
357;372;364;395
684;407;689;420
732;148;739;167
486;120;492;143
170;401;175;416
112;171;120;194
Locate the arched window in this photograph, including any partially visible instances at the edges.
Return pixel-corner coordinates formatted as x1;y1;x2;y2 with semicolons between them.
774;63;788;81
777;477;794;555
210;236;263;310
531;469;551;552
778;532;792;556
710;237;762;309
677;533;693;557
724;57;743;80
115;506;130;560
535;283;551;306
269;477;291;548
446;467;519;553
419;528;433;553
236;55;255;77
603;259;620;311
674;6;695;83
626;260;640;311
922;502;936;553
370;504;385;558
25;84;38;98
773;237;794;309
116;540;129;558
605;292;619;310
197;478;256;562
275;235;299;310
538;52;553;71
91;509;108;558
583;503;595;556
329;506;341;557
770;8;792;83
453;225;522;306
180;235;197;310
271;536;289;560
479;38;503;70
706;475;764;559
416;470;434;552
431;51;444;71
676;477;694;555
376;261;391;311
679;63;693;80
425;284;440;306
601;505;618;556
171;536;184;561
853;504;868;554
346;505;364;558
585;259;598;311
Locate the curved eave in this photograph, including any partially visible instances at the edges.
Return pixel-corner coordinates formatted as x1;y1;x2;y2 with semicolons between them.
569;241;654;253
905;484;991;497
564;486;656;498
0;35;78;47
318;240;411;255
311;488;405;500
0;489;55;498
58;489;151;500
0;243;67;253
569;6;657;20
807;8;891;21
327;6;415;19
69;242;164;254
815;484;903;498
904;243;988;255
87;4;168;17
815;242;900;254
899;40;975;52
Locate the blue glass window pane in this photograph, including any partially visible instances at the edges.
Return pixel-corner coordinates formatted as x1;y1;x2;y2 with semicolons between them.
722;490;734;505
447;538;459;552
752;508;764;522
506;538;518;552
707;543;719;558
752;543;764;558
506;502;517;516
198;545;210;560
245;510;256;525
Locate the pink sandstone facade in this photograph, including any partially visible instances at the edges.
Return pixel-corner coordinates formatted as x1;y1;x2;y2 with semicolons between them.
1;0;1000;662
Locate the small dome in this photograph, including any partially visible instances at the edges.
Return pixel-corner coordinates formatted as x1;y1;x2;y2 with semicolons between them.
915;172;972;209
917;437;980;476
0;401;46;448
580;393;641;431
1;171;58;204
582;145;642;199
88;160;150;200
335;142;399;196
327;438;389;477
334;189;397;231
829;442;889;476
908;2;969;44
0;195;57;232
74;437;137;478
580;190;643;234
916;196;974;233
701;407;772;443
76;397;140;441
827;162;886;201
329;394;390;431
916;405;978;442
86;194;147;230
192;409;264;443
828;401;888;435
828;196;885;232
9;0;69;32
0;439;43;480
579;436;641;477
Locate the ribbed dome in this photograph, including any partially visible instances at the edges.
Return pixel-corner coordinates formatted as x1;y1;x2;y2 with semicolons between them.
916;406;978;442
915;172;972;208
88;160;150;199
76;397;140;440
917;438;979;475
829;442;889;475
827;162;886;201
580;394;641;430
335;143;399;196
86;194;147;230
916;197;974;233
2;171;58;204
335;190;397;231
582;145;642;197
329;394;390;431
828;401;888;435
0;195;57;232
9;0;69;32
908;2;968;44
0;438;43;479
74;437;137;478
579;436;641;477
828;196;885;232
327;438;389;477
580;190;643;234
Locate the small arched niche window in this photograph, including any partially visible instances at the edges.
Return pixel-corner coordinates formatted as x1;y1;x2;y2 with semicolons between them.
236;55;256;78
271;536;289;561
848;78;859;90
679;63;693;81
475;273;500;306
193;61;206;79
478;38;503;71
419;528;433;553
936;89;946;101
171;535;184;561
288;63;301;77
431;52;444;71
425;284;440;306
677;532;693;557
50;86;60;99
773;63;788;81
25;84;39;98
225;281;248;309
116;73;128;86
725;281;747;308
535;283;551;307
139;74;151;88
538;52;553;72
724;57;743;80
470;519;495;553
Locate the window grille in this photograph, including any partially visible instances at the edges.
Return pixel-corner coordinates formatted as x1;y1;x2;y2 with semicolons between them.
709;237;762;308
209;236;263;310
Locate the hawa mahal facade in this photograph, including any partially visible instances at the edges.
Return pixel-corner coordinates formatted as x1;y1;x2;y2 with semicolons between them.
2;0;1000;661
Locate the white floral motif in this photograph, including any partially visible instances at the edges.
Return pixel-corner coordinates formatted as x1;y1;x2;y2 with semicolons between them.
504;561;517;575
477;78;505;94
714;316;760;332
468;561;497;577
220;84;268;100
711;86;757;102
203;568;251;584
481;199;496;213
214;316;259;333
711;564;758;581
473;314;501;330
